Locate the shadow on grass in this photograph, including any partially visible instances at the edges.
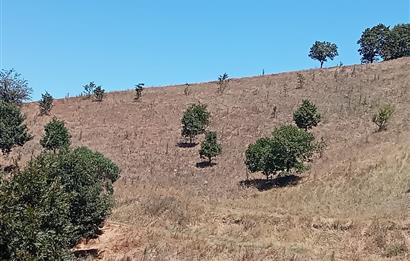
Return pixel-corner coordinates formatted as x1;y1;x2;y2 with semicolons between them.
176;142;198;148
239;175;302;191
196;161;216;168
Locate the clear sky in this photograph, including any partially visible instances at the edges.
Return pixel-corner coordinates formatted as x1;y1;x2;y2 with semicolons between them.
1;0;409;100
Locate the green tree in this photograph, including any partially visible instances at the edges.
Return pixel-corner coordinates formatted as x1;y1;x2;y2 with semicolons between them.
181;104;210;144
308;41;338;68
0;161;74;260
39;91;54;115
83;81;98;98
199;131;222;164
245;125;316;179
0;69;32;105
93;86;105;102
381;23;410;60
134;83;144;101
0;100;32;155
372;104;394;132
293;99;321;131
357;24;390;63
40;117;71;152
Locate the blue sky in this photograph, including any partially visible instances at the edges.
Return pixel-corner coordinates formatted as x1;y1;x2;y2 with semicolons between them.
1;0;409;100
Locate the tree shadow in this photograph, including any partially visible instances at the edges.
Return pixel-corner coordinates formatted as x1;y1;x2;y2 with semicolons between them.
73;248;99;259
196;161;216;168
239;175;302;191
176;142;198;148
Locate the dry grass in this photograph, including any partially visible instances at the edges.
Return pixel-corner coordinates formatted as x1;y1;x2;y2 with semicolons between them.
3;58;410;260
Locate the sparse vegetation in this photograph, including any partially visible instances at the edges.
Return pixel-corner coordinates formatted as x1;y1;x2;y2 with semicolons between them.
0;69;32;105
372;104;394;131
181;104;210;144
199;131;222;165
93;85;105;102
309;41;338;68
40;117;71;151
296;73;305;89
0;101;32;155
217;73;229;94
293;99;321;131
245;125;316;179
82;81;98;98
134;83;144;101
39;91;54;115
184;83;191;96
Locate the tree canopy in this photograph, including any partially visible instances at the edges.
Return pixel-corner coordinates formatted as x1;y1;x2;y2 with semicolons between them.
0;69;32;105
308;41;338;68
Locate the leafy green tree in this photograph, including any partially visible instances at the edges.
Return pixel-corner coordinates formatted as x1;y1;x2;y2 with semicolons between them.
39;91;54;115
93;86;105;102
381;23;410;60
0;161;75;260
40;117;71;152
0;69;32;105
293;99;321;131
134;83;144;101
83;81;98;98
357;24;390;63
245;125;315;179
0;100;32;155
181;104;210;144
308;41;338;68
199;131;222;164
372;104;394;132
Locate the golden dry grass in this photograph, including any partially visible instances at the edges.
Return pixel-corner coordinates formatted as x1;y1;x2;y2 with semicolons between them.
4;58;410;260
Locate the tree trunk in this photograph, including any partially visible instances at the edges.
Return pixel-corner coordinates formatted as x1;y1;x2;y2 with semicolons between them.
320;61;324;68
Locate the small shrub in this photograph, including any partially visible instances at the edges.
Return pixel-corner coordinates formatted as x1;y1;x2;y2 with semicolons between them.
384;243;407;257
134;83;144;101
184;83;191;96
93;86;105;102
372;104;394;131
0;101;32;155
199;131;222;164
296;73;305;89
293;99;321;131
181;104;210;144
39;91;54;115
40;117;71;152
217;73;229;94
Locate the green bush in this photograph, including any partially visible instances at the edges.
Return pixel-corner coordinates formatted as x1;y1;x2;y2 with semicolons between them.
293;99;321;131
40;117;71;151
82;81;97;98
372;104;394;131
0;100;32;155
0;147;120;259
245;125;316;179
181;104;210;144
93;86;105;102
217;73;229;94
134;83;144;101
199;131;222;164
39;91;54;116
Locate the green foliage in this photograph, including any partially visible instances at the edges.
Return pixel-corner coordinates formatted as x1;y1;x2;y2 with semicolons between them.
308;41;338;68
372;104;394;132
217;73;229;94
93;86;105;102
0;100;32;155
39;91;54;115
357;24;390;63
245;125;316;179
381;23;410;60
40;117;71;151
0;147;120;259
199;131;222;164
181;104;210;144
293;99;321;131
0;69;32;105
82;81;98;98
134;83;144;101
0;161;75;260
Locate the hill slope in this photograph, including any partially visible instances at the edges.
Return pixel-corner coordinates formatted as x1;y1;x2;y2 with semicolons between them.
15;58;410;260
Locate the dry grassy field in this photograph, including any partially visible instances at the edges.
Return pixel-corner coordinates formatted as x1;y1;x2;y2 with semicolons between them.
9;58;410;260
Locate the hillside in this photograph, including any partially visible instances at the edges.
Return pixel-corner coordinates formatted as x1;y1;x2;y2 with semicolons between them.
12;58;410;260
